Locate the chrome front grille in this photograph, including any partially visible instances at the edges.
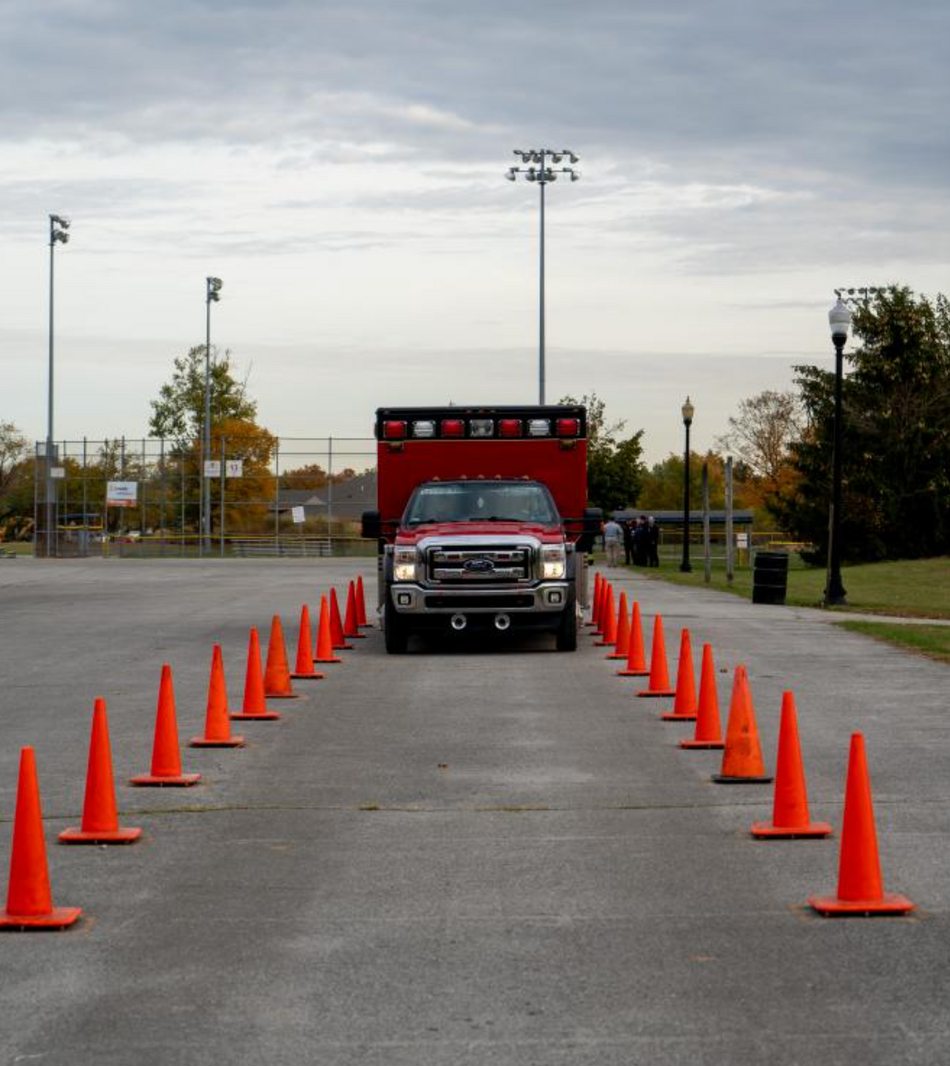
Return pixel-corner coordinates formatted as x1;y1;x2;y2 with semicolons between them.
427;546;532;583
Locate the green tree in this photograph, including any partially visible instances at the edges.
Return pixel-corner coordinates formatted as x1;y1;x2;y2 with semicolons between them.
560;393;645;512
0;421;27;496
0;422;31;539
148;346;257;443
775;286;950;561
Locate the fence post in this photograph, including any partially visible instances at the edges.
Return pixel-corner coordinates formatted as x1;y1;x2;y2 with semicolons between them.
702;462;711;584
274;437;280;555
220;435;226;557
159;438;166;558
82;437;89;558
327;435;334;557
725;455;734;585
32;445;38;557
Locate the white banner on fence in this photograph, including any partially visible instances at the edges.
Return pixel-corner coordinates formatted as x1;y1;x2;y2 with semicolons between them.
106;481;138;507
291;506;306;524
203;461;221;477
49;467;66;480
225;459;243;478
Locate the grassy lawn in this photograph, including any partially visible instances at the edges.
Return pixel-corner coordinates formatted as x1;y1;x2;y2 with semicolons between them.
836;620;950;665
636;554;950;619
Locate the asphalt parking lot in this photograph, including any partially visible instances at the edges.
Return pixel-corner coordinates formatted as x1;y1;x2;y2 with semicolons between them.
1;559;948;1065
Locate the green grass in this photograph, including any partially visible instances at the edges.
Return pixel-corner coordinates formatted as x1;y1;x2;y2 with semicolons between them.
0;541;33;556
835;620;950;664
638;555;950;619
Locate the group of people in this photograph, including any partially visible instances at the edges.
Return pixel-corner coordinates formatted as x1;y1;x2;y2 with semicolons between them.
601;515;660;568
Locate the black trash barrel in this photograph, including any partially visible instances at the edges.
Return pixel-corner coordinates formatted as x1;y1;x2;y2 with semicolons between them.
752;550;789;605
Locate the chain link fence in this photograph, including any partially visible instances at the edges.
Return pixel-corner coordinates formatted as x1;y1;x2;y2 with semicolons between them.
32;436;378;558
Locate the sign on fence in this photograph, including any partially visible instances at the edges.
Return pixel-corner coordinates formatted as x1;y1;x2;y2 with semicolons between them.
106;481;138;507
50;467;66;480
203;461;221;477
291;506;306;525
225;459;243;478
736;532;749;549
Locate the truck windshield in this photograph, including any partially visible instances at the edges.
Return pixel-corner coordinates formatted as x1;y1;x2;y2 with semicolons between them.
405;483;559;525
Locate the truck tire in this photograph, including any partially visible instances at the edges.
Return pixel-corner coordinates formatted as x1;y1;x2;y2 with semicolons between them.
555;602;578;652
384;593;409;654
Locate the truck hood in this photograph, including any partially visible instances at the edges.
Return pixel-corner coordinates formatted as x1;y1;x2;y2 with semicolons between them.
396;521;564;545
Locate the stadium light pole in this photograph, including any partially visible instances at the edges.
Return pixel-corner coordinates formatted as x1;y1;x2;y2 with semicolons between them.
46;214;70;557
203;277;222;555
506;149;580;404
825;297;851;606
680;397;694;573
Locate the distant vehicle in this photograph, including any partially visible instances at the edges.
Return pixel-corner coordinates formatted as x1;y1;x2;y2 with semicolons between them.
362;405;600;653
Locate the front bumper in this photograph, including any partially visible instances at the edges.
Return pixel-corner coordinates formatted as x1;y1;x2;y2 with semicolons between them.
390;582;570;615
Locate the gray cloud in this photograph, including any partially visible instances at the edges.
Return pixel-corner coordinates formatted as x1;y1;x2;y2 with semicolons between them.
2;0;948;186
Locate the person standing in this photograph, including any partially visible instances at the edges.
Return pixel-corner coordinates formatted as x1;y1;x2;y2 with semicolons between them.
633;515;648;566
623;518;634;565
647;515;660;567
603;516;622;567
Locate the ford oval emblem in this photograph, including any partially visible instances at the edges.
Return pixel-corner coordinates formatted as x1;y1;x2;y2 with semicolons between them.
464;558;495;573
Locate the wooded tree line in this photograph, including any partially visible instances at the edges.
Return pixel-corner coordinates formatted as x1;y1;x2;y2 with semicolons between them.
3;284;948;561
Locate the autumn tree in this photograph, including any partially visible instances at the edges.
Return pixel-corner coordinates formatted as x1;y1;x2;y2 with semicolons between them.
716;390;802;496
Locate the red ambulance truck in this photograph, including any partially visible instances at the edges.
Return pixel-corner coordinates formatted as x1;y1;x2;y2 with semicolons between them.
361;405;601;653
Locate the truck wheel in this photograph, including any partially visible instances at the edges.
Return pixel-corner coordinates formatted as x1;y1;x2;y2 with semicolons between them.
555;603;578;652
384;596;409;654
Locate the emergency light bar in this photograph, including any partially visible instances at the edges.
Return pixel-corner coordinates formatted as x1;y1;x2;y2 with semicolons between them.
377;406;586;442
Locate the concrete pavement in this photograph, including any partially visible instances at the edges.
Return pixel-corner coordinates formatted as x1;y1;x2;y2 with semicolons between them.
1;559;948;1065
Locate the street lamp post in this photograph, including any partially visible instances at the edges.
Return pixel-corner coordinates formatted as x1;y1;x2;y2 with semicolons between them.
506;149;580;404
680;397;694;573
46;214;70;558
825;298;851;606
203;277;222;555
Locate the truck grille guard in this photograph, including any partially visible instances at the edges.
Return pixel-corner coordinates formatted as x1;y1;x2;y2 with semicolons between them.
417;535;541;587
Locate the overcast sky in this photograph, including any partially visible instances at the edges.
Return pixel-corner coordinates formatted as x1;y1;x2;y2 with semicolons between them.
2;0;948;462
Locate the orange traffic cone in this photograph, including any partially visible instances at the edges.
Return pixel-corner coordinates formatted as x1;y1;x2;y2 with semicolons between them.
809;734;914;915
330;589;353;650
661;628;698;721
190;645;245;746
606;592;630;659
263;614;299;699
131;664;201;786
752;692;830;838
587;572;601;627
595;585;617;646
356;575;370;627
711;666;772;784
315;595;342;664
231;627;281;720
680;644;725;749
0;748;82;929
291;604;325;680
636;615;676;697
618;601;649;677
344;582;365;639
60;699;143;843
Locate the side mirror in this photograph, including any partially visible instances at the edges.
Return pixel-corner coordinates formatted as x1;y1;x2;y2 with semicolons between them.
576;507;602;553
361;509;381;539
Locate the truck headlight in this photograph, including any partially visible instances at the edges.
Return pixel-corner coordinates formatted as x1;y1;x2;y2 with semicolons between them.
394;546;418;582
541;545;566;580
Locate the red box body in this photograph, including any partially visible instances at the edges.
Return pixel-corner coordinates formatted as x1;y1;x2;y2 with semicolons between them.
374;406;588;540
